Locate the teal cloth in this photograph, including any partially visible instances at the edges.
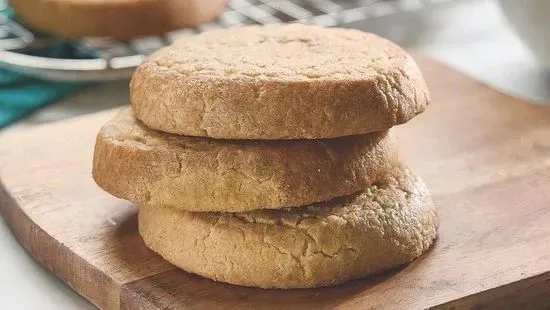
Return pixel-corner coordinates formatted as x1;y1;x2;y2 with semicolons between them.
0;9;94;128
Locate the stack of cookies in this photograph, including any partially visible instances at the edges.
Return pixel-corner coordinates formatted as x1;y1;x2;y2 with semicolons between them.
93;24;438;289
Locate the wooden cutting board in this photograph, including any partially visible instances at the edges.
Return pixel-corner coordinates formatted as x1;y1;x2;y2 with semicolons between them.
1;55;550;310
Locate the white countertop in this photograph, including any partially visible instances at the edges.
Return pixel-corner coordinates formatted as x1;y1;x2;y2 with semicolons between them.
1;0;549;309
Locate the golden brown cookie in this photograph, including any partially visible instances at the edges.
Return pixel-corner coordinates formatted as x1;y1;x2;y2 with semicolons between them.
10;0;227;39
131;23;430;139
92;108;399;212
139;166;438;289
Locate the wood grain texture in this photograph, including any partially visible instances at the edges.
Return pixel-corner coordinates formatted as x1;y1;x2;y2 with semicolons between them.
1;55;550;309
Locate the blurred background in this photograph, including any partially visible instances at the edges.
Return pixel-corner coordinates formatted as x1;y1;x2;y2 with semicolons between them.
0;0;549;308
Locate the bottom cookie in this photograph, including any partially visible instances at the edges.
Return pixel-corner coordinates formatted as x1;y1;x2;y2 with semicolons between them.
138;166;438;289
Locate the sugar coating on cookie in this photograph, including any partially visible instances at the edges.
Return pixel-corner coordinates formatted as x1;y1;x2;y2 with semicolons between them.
93;108;399;212
138;166;438;288
131;23;430;139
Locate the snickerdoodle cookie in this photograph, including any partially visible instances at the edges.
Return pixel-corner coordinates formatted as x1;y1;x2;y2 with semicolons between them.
131;23;430;139
138;166;437;288
10;0;227;39
93;108;399;212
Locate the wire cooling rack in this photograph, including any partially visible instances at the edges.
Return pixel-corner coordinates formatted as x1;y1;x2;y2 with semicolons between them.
0;0;453;81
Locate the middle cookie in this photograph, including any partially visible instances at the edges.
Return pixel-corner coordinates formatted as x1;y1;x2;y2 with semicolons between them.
93;108;399;212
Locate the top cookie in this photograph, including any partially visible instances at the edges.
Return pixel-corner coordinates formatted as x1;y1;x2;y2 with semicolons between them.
131;23;430;139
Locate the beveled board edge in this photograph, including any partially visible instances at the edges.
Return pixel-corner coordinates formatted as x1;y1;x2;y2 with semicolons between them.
0;182;121;310
432;272;550;310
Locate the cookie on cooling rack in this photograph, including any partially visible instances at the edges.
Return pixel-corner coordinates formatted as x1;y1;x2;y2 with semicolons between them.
138;166;438;288
130;23;430;139
10;0;227;39
93;108;399;212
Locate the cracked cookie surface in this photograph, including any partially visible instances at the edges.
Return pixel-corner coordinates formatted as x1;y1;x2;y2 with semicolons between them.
139;165;438;288
131;23;430;139
93;108;399;212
